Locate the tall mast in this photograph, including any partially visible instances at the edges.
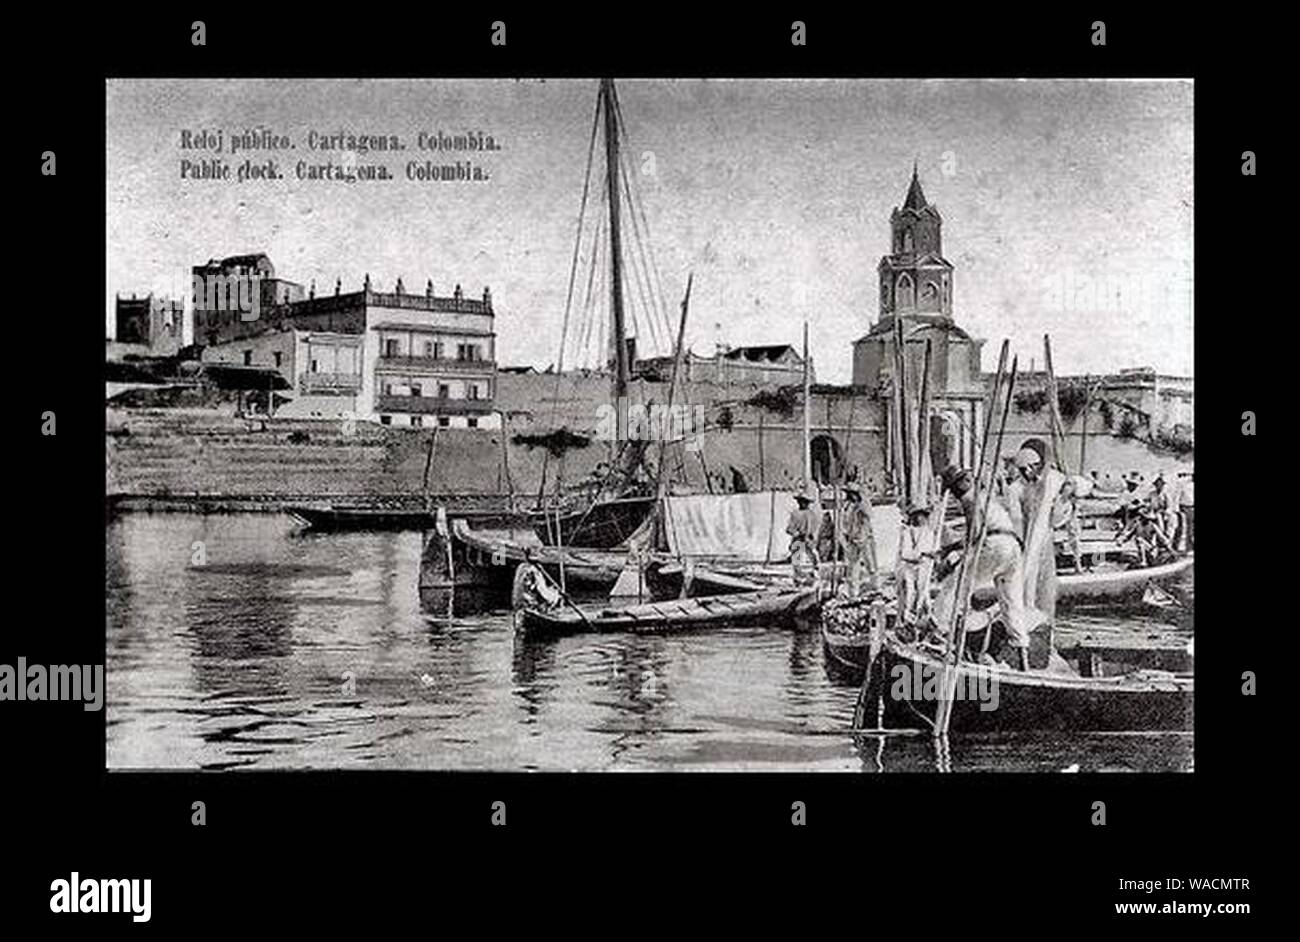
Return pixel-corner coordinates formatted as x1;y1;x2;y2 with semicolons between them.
802;320;812;485
601;78;629;442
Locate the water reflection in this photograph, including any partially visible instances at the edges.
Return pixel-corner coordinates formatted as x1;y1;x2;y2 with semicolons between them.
106;513;1193;772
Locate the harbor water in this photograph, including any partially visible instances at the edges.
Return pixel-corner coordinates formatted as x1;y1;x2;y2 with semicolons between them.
106;513;1192;772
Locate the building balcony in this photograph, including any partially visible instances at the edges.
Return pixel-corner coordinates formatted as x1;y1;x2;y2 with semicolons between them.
301;372;363;394
375;395;496;415
377;354;496;374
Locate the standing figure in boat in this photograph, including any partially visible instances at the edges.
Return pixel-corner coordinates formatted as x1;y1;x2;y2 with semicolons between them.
1176;470;1195;551
786;487;821;586
896;504;936;624
1118;471;1144;527
837;482;877;596
1057;474;1093;573
1147;473;1177;543
1003;439;1068;625
929;466;1032;671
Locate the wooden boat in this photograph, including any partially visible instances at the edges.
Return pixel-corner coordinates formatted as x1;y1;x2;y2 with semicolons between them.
517;587;821;638
530;494;657;549
824;610;1193;684
285;487;517;531
419;517;629;616
1054;555;1193;608
853;631;1192;733
288;502;437;531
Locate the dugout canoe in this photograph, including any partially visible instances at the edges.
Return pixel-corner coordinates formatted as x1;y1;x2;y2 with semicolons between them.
964;555;1194;610
516;587;821;639
1055;555;1194;607
851;632;1192;733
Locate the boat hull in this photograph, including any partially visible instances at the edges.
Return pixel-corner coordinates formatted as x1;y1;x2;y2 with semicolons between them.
518;588;820;639
530;495;656;549
853;634;1192;733
1055;556;1194;608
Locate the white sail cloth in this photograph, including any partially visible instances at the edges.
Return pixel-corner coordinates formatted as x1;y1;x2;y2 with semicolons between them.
659;491;900;568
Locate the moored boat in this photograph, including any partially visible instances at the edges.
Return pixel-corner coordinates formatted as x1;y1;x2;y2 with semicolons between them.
1053;555;1193;608
530;494;657;549
516;586;821;638
853;631;1192;733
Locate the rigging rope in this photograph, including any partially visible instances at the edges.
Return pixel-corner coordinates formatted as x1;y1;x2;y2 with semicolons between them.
539;89;602;504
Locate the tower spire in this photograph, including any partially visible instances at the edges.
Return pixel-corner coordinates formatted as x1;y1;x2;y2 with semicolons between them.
903;162;927;211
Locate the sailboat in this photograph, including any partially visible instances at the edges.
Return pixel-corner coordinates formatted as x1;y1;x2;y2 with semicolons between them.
522;76;665;549
419;78;675;615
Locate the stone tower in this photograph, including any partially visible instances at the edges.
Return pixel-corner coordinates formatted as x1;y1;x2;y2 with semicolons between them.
878;163;953;322
852;166;987;479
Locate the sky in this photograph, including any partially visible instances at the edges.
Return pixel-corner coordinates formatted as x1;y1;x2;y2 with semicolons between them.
107;78;1193;383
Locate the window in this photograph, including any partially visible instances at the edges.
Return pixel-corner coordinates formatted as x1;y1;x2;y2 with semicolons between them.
243;350;253;366
896;274;914;309
424;341;434;357
466;383;479;400
410;383;422;398
273;352;283;368
467;417;478;429
456;343;466;361
411;415;423;427
311;360;319;373
380;415;392;426
433;341;444;359
437;416;450;428
383;382;393;396
385;338;400;358
437;383;450;399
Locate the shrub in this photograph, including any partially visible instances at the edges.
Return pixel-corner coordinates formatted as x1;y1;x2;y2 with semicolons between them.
1152;425;1194;456
1013;389;1048;414
512;428;591;457
1057;385;1090;422
746;385;800;418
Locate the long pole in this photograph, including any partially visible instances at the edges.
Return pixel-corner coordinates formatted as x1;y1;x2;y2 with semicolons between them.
916;339;933;500
802;320;812;486
601;78;629;442
657;272;693;500
893;315;911;508
935;340;1006;661
935;356;1019;736
1044;334;1068;474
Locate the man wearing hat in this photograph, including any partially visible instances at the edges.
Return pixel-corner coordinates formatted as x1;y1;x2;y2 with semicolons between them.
1119;472;1144;528
929;466;1033;671
785;485;821;585
1117;504;1174;566
1058;474;1094;573
896;503;936;623
1147;473;1176;544
837;481;878;596
1003;440;1069;629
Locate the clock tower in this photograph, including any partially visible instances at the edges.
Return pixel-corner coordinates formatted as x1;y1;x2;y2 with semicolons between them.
878;162;953;322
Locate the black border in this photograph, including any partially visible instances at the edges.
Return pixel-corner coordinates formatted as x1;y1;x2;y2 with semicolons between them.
11;7;1270;925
